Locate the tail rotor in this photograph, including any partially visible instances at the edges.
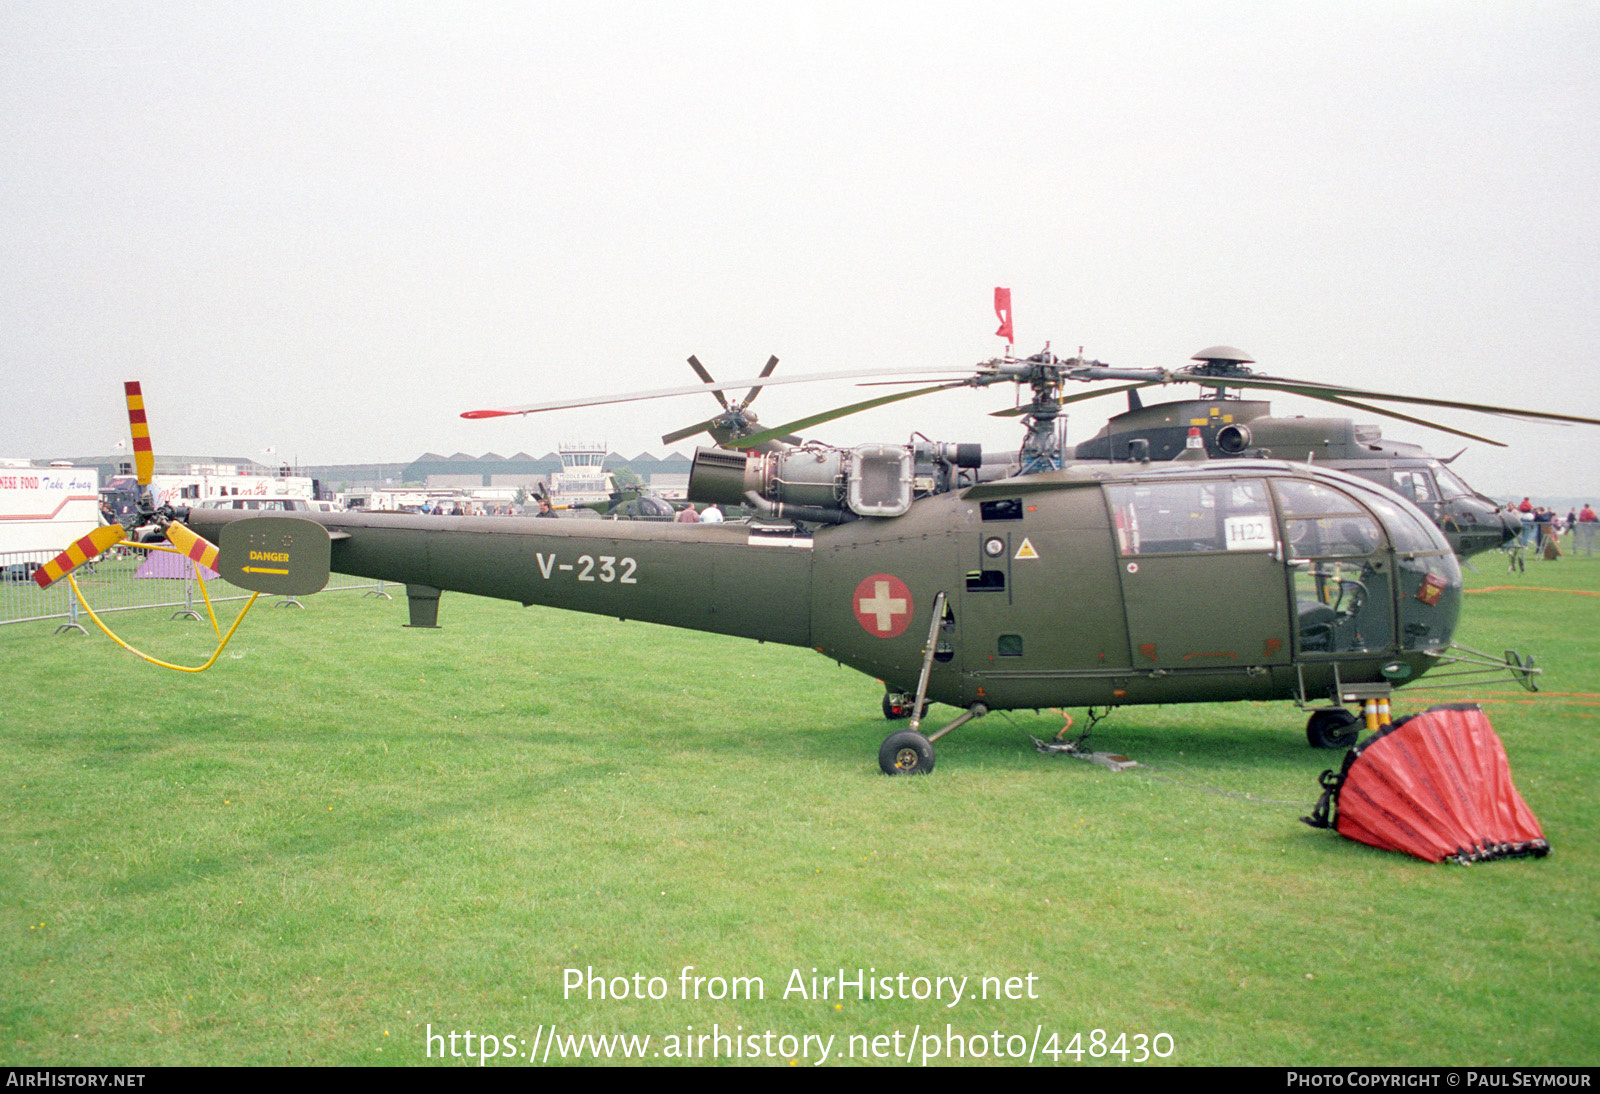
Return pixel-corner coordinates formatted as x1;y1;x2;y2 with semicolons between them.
33;381;221;590
660;355;797;447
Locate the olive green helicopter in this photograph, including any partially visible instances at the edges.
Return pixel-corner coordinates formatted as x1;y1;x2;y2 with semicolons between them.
1061;345;1528;559
38;332;1588;773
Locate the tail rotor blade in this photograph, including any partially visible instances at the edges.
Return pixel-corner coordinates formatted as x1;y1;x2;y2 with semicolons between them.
124;381;155;485
164;522;221;573
742;355;780;407
686;355;730;410
34;525;127;589
731;382;965;450
661;415;724;446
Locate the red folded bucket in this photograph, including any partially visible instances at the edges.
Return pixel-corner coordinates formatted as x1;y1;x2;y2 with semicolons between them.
1305;704;1549;864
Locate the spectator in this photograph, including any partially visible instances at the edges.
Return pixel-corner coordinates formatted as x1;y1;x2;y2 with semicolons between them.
1537;508;1561;560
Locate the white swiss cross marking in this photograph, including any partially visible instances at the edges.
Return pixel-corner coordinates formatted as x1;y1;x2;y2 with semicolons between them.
859;582;904;629
852;573;913;638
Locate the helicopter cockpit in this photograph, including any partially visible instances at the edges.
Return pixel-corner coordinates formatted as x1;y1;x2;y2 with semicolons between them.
1338;459;1515;558
1272;468;1460;661
1102;463;1459;676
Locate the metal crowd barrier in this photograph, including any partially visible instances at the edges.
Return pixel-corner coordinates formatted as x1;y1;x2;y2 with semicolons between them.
1575;522;1598;556
0;546;389;632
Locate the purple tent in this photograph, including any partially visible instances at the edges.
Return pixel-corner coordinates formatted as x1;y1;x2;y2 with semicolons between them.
134;550;218;581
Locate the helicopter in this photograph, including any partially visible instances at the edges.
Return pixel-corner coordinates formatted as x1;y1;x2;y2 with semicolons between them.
37;353;1560;774
1062;346;1523;558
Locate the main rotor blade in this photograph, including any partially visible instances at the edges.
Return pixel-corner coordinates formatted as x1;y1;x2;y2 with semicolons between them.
741;355;780;407
462;366;976;419
989;381;1159;418
1185;374;1600;428
1270;389;1507;447
686;355;730;410
730;382;967;450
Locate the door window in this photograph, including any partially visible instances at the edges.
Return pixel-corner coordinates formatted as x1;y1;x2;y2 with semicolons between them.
1108;479;1274;555
1272;479;1394;655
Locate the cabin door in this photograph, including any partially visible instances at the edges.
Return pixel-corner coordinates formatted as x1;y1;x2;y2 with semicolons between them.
1107;479;1293;671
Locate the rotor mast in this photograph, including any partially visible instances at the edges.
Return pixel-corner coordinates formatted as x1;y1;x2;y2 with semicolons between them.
1186;345;1256;401
972;347;1170;472
1016;348;1068;473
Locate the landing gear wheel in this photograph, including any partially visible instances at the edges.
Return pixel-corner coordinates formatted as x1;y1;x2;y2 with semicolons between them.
882;692;927;721
879;730;935;775
1306;708;1360;750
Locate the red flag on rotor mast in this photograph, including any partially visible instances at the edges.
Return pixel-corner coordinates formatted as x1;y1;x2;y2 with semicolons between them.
993;287;1013;345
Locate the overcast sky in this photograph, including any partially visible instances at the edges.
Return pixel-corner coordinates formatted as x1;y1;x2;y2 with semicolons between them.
4;2;1598;498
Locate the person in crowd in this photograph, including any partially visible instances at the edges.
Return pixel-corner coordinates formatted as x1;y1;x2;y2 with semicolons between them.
1537;508;1561;560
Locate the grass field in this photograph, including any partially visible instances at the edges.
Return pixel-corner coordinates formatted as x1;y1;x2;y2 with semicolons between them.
2;551;1596;1067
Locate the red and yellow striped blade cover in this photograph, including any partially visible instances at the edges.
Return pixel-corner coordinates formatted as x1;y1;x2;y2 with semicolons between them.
163;523;220;573
1332;704;1548;864
125;381;155;485
34;524;127;588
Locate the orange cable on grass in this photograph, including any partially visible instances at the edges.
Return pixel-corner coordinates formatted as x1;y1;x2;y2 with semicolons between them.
1465;586;1600;597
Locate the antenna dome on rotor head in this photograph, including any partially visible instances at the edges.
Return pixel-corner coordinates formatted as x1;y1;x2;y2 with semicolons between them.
1191;345;1255;365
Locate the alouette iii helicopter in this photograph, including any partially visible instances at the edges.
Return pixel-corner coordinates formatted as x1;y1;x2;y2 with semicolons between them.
1060;345;1529;558
39;322;1584;772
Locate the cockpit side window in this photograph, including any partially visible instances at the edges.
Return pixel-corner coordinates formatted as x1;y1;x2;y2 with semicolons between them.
1430;464;1473;500
1274;480;1365;517
1357;493;1444;554
1273;477;1397;656
1390;470;1438;505
1273;480;1385;557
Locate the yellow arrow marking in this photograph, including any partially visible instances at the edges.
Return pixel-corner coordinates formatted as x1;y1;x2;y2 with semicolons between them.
242;566;289;575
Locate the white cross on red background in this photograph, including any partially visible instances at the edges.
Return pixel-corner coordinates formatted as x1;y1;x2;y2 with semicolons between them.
852;573;913;638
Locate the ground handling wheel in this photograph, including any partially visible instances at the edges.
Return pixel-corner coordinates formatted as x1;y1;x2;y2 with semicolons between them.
1306;708;1361;750
879;730;935;775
